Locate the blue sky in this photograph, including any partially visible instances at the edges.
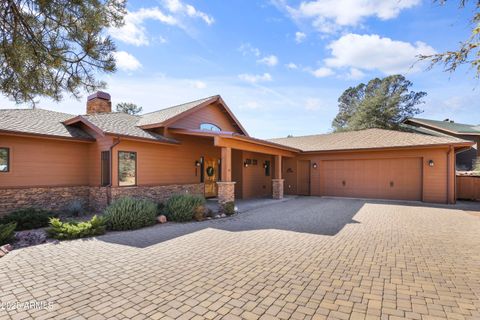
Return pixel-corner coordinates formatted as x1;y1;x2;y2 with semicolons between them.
1;0;479;138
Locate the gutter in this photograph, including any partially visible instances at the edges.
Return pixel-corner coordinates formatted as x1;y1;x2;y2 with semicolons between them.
447;145;455;204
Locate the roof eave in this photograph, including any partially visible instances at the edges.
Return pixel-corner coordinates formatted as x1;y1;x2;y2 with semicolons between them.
405;119;480;136
0;129;95;143
103;132;179;145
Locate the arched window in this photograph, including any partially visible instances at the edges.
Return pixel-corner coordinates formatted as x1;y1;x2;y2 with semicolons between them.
200;123;221;131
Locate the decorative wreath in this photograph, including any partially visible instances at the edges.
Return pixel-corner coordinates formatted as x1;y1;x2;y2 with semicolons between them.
206;166;215;177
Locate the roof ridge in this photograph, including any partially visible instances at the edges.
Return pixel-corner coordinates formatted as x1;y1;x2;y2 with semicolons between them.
269;128;385;140
141;95;219;116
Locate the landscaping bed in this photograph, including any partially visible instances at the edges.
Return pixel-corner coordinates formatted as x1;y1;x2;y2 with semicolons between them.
0;195;237;256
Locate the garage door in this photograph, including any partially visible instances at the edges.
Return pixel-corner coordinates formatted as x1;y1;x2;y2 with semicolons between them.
320;158;422;201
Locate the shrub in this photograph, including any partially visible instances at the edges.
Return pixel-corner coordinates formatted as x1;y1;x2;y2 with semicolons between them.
104;197;157;231
222;201;236;216
47;216;106;240
165;194;206;222
0;222;17;245
193;205;206;221
0;208;55;231
67;199;85;217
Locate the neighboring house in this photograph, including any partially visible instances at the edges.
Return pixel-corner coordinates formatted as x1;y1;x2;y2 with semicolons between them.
0;92;473;215
403;118;480;171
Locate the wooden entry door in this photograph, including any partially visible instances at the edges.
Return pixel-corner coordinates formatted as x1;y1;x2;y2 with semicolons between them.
298;160;311;195
204;157;219;198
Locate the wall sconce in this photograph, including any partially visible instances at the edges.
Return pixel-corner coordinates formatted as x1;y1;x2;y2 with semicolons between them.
195;160;201;167
263;162;268;169
312;162;318;169
244;161;249;168
428;160;434;167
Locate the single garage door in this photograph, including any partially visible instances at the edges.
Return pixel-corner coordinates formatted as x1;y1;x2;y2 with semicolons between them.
320;158;422;201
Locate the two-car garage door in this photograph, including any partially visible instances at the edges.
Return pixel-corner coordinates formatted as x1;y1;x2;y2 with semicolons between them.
319;158;423;201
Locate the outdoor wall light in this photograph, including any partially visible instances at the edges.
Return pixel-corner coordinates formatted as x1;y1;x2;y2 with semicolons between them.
244;161;249;168
263;162;268;169
195;160;201;167
428;160;434;167
312;162;318;169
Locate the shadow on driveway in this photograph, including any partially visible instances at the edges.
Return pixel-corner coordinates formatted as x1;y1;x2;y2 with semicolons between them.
98;197;363;248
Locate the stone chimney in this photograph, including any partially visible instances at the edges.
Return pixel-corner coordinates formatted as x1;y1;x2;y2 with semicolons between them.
86;91;111;114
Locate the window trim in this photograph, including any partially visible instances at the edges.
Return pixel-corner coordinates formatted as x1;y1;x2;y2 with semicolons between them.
0;147;10;173
118;150;137;187
199;123;222;132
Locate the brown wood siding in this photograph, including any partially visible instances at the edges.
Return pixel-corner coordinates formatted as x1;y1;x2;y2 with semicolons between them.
111;135;220;187
457;175;480;200
283;157;298;195
0;135;90;187
241;151;273;199
171;103;242;133
319;158;422;201
232;149;243;198
296;148;452;203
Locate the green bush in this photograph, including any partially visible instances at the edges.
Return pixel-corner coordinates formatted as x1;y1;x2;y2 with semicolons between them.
46;216;106;240
0;222;16;245
0;208;55;231
104;197;157;231
222;201;236;216
165;194;206;222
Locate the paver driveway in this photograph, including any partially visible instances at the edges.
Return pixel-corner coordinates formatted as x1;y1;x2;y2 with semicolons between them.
1;197;480;320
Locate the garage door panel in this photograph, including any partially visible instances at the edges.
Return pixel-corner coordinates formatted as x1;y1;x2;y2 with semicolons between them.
320;158;422;201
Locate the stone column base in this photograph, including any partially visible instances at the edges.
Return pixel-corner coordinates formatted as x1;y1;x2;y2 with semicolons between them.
217;181;236;205
272;179;284;199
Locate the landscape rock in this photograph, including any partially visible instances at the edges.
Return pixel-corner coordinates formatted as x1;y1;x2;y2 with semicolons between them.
157;215;167;224
14;230;47;249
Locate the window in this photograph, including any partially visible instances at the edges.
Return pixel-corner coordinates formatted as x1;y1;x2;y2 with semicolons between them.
264;160;270;177
200;123;221;132
101;151;111;186
118;151;137;186
0;148;9;172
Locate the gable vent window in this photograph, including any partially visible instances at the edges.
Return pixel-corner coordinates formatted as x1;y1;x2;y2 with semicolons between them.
0;148;9;172
200;123;221;132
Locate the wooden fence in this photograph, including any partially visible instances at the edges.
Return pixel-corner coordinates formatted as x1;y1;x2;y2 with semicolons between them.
456;175;480;201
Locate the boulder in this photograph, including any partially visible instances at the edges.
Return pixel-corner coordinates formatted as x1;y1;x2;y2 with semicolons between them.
157;215;167;224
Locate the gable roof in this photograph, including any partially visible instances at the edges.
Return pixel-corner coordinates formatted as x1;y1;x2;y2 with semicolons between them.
404;118;480;135
0;109;93;141
268;128;472;152
80;113;178;143
137;95;249;136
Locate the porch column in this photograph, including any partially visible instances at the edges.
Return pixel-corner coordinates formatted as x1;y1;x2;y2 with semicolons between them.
272;155;284;199
217;147;235;205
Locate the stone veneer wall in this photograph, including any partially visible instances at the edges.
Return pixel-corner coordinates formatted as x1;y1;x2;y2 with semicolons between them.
0;184;205;216
0;186;90;216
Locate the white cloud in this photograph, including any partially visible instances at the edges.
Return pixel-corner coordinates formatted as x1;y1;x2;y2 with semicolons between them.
295;31;306;43
109;2;213;46
242;101;261;109
238;73;273;83
257;55;279;66
274;0;421;34
305;98;324;111
286;63;298;70
311;67;334;78
113;51;142;71
191;80;207;89
163;0;214;25
109;8;177;46
346;68;365;80
324;34;436;74
239;43;261;57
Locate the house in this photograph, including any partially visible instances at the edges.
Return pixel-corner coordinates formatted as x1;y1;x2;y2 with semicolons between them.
0;92;473;215
403;118;480;171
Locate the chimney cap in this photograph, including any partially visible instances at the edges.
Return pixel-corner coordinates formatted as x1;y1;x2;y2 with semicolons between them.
87;91;111;101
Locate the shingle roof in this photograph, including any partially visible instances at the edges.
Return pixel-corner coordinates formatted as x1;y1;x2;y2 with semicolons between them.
0;109;93;140
137;95;218;127
406;118;480;134
82;112;177;143
268;128;471;152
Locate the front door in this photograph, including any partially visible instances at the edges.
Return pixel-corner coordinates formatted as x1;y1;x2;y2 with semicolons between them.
298;160;311;195
204;157;218;198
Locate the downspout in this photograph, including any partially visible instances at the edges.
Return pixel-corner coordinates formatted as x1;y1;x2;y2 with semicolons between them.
446;145;454;204
107;136;121;204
